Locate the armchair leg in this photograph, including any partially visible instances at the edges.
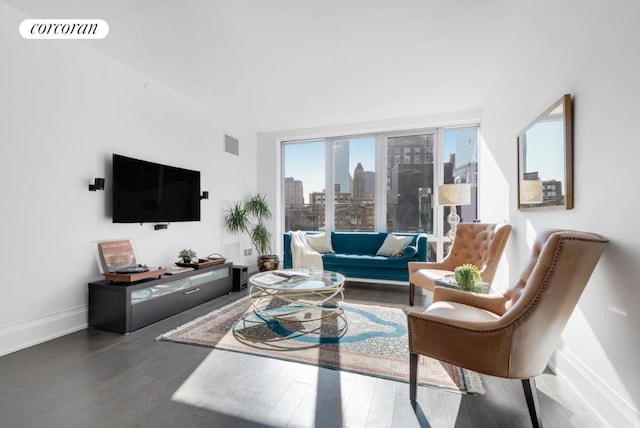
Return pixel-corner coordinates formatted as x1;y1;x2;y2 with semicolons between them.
409;352;418;403
409;283;415;306
522;378;543;428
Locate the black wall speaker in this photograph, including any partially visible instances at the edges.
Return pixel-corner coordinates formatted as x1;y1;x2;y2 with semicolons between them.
232;265;248;291
89;177;105;191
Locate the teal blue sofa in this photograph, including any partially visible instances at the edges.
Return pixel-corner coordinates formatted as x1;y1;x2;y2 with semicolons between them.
283;231;428;282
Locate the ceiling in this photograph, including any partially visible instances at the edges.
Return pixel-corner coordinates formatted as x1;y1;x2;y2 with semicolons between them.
6;0;518;131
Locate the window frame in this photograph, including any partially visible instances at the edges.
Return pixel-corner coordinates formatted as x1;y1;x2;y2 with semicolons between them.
281;124;479;261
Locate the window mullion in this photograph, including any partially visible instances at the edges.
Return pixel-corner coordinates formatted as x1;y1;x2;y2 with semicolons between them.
324;138;335;231
375;133;387;231
435;128;445;260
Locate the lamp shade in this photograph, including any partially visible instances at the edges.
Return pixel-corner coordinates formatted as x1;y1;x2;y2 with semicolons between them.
520;180;543;204
438;183;471;206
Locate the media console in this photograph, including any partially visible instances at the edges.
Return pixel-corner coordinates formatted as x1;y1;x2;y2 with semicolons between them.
88;262;232;333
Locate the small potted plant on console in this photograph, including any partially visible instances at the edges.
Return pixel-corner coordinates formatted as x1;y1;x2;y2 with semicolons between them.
178;248;197;264
224;193;279;271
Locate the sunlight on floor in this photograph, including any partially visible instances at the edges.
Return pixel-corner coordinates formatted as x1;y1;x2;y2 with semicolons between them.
171;349;325;426
169;348;450;428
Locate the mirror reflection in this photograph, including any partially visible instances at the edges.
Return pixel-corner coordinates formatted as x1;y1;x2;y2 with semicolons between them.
517;94;573;209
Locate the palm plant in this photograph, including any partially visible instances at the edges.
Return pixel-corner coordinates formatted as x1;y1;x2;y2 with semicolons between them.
224;193;278;271
178;248;197;263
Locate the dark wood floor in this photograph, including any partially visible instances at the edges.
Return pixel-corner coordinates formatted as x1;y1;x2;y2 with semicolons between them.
1;282;600;428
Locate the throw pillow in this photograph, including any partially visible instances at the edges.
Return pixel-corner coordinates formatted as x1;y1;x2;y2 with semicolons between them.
306;232;334;254
401;245;418;258
376;234;413;257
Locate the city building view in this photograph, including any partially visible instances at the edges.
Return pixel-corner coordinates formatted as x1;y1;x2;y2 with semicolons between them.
522;171;565;206
283;127;479;260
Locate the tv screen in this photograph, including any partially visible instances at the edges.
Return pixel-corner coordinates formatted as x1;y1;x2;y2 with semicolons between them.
112;154;201;223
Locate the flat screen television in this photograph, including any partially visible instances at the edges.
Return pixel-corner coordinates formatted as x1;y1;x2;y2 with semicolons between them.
112;154;201;223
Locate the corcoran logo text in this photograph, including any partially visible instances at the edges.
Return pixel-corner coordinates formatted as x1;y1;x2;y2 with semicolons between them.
20;19;109;39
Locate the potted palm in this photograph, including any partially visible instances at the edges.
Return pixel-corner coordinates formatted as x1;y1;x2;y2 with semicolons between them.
178;248;197;264
224;193;279;272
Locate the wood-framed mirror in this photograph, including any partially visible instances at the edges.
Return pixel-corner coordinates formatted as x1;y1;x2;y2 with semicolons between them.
517;94;573;210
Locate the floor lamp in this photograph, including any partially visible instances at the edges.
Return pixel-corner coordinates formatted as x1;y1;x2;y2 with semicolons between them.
438;183;471;242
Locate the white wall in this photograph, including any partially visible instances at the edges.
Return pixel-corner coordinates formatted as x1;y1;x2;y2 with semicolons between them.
0;3;258;356
479;2;640;427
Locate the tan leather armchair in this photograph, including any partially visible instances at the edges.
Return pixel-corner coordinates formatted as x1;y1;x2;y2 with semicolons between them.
408;222;512;305
407;229;608;428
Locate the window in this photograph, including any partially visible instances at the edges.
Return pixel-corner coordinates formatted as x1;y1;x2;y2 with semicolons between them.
282;125;479;261
282;139;326;231
332;136;376;232
442;127;479;239
386;133;435;235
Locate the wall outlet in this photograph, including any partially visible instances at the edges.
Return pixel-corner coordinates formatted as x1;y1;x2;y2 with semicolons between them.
244;248;253;256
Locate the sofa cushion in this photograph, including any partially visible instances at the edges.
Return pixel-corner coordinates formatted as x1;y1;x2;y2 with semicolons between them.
331;232;388;255
401;245;418;258
376;234;413;256
322;253;414;269
306;232;334;253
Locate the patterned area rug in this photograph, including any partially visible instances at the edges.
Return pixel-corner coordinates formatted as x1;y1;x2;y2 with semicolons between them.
158;296;484;394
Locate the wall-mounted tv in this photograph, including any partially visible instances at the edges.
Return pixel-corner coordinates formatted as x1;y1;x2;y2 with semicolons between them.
112;154;201;223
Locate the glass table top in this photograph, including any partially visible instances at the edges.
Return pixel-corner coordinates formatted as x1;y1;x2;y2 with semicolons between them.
250;269;345;290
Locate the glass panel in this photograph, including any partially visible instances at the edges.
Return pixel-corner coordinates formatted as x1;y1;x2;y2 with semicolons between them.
427;241;437;262
443;241;452;257
386;133;435;233
442;127;479;238
283;140;326;231
131;269;229;304
333;137;376;231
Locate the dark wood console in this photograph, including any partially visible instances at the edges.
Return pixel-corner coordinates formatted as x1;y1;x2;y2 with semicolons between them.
88;262;232;333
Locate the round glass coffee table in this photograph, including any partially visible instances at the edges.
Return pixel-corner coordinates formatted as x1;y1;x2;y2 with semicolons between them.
249;269;345;321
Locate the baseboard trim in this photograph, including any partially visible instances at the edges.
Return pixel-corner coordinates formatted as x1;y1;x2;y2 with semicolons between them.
549;346;640;428
345;277;409;286
0;305;88;357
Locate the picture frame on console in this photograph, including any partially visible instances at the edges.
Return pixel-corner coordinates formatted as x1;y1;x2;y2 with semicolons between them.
94;238;140;274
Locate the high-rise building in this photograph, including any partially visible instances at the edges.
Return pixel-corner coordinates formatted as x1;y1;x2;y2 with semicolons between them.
390;163;434;232
352;162;365;199
386;134;434;172
448;128;478;223
353;162;375;200
386;134;435;232
452;127;478;184
543;179;564;204
334;141;351;194
284;176;304;205
363;171;375;199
